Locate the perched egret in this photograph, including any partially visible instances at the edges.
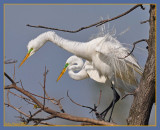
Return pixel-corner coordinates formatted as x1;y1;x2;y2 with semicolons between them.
19;31;143;121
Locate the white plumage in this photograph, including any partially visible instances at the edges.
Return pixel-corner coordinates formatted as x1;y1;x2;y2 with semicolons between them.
21;30;143;94
19;30;143;121
64;55;106;83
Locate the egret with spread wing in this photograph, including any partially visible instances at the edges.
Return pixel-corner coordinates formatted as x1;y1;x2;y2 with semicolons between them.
19;31;143;121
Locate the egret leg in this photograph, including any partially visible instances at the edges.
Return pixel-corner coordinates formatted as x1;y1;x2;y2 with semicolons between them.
100;83;120;122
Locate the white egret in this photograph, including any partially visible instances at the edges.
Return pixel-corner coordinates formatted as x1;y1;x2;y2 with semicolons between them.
56;55;106;83
19;31;143;121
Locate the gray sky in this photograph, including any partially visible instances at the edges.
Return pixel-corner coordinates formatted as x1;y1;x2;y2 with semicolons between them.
5;4;155;125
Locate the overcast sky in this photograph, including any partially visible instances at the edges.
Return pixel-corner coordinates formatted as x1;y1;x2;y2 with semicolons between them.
4;4;155;125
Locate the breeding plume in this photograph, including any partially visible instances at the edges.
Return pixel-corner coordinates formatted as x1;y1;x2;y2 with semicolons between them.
19;31;143;121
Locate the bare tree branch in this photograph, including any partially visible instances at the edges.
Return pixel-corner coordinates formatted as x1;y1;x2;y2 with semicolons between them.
4;72;115;125
8;90;35;105
141;20;149;24
67;90;101;120
4;59;17;64
119;39;148;59
42;66;47;110
5;103;30;118
4;72;15;84
97;89;102;107
27;4;144;33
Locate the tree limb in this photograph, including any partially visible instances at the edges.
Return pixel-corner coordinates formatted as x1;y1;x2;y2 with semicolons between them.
119;39;148;59
4;72;116;126
26;4;144;33
127;4;156;125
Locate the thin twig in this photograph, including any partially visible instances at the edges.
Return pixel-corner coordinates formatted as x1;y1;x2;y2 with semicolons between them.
119;39;148;59
5;83;54;102
121;92;135;100
67;91;97;112
6;90;10;105
97;89;102;107
28;115;56;122
27;4;144;33
20;80;24;89
13;63;15;81
96;4;145;27
5;103;30;118
8;90;35;105
40;82;65;113
140;20;149;24
4;59;17;64
5;72;116;125
27;109;42;124
4;72;15;84
39;82;57;103
31;109;42;117
28;90;58;101
43;66;47;109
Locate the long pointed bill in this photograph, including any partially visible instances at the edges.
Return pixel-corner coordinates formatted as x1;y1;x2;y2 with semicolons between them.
56;68;67;82
19;53;30;68
56;63;69;82
19;48;33;68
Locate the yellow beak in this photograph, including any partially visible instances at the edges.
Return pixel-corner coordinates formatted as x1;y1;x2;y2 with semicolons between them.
56;68;67;82
19;53;30;68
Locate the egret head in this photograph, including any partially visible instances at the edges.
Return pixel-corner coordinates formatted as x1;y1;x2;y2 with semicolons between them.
19;40;38;68
56;56;83;82
56;63;69;82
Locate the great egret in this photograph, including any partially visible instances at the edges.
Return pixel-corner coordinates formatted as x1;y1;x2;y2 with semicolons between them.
56;55;107;83
19;31;143;121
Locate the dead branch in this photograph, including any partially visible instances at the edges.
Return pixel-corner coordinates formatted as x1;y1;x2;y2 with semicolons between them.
5;103;30;118
8;90;35;105
4;59;17;64
5;102;55;126
19;80;24;89
4;72;15;84
4;72;115;125
42;66;47;109
27;115;56;123
13;63;15;81
67;90;96;111
40;82;65;113
119;39;148;59
27;4;144;33
96;4;145;27
141;20;149;24
67;90;101;120
67;89;102;115
29;109;42;119
97;89;102;107
121;92;135;100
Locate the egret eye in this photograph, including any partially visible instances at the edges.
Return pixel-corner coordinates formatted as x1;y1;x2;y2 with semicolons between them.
64;63;69;68
28;48;33;54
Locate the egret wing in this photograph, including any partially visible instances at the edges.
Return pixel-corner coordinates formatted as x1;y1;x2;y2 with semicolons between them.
96;43;143;92
84;61;107;83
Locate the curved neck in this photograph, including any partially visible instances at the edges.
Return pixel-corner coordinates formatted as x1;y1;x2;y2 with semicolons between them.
68;69;88;80
67;56;88;80
38;31;92;61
